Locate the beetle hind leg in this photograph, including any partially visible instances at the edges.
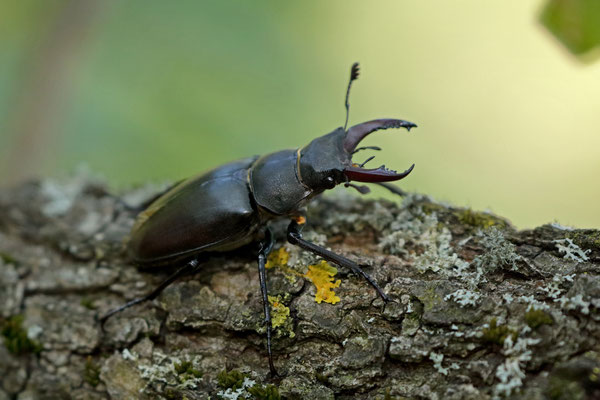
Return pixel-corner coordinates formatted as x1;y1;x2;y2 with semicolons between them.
286;219;389;303
98;258;201;325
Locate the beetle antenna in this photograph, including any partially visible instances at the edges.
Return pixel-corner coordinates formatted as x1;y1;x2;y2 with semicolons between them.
344;62;360;132
359;155;375;168
352;145;381;155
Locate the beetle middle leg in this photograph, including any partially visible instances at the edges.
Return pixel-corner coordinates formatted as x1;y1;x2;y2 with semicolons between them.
256;228;277;376
98;258;201;325
286;219;389;303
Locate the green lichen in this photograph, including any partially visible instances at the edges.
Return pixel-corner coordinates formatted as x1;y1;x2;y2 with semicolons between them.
83;356;101;387
419;201;446;215
217;368;246;390
315;373;329;385
546;374;587;400
482;318;518;346
420;287;443;312
173;361;202;379
164;388;179;399
268;295;295;338
216;369;279;400
80;297;96;310
247;383;281;400
402;311;421;335
268;295;289;329
0;252;17;265
525;308;554;329
1;315;42;355
379;387;407;400
455;208;507;229
567;230;600;251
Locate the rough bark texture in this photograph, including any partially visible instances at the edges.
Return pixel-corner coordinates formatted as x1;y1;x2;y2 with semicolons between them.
1;175;599;400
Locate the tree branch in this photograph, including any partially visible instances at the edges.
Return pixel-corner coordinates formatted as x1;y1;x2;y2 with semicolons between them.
0;176;599;399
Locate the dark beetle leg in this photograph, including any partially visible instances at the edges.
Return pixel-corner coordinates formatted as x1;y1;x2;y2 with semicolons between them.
373;182;407;197
98;258;200;325
257;228;277;376
344;182;371;194
286;220;389;303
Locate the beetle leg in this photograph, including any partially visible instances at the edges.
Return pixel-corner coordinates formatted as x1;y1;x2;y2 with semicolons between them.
98;258;201;325
344;181;371;195
373;182;407;197
286;220;389;303
257;228;277;376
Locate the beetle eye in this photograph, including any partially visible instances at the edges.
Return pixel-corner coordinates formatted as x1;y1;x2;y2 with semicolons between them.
325;176;335;188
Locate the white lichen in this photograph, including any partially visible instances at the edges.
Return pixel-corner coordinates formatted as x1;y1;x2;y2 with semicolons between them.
554;238;591;263
458;236;473;246
378;206;438;258
518;295;550;310
502;293;514;303
492;335;540;399
122;348;138;361
557;294;592;315
550;222;574;231
472;228;521;277
541;279;562;300
494;358;525;398
320;190;395;234
137;350;203;390
27;325;43;340
385;207;470;276
429;351;449;375
444;289;481;307
217;377;257;400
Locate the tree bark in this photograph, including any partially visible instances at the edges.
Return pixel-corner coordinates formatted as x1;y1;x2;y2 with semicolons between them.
0;176;599;400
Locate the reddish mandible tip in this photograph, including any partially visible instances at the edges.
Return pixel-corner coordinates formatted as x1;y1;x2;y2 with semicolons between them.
344;163;415;183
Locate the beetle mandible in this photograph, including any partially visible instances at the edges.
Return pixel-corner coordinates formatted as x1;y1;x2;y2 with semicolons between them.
100;63;417;376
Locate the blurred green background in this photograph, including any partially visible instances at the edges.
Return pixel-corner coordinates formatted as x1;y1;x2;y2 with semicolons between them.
1;0;599;229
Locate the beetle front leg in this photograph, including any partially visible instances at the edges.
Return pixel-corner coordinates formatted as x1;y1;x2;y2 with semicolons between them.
286;218;389;303
257;228;277;376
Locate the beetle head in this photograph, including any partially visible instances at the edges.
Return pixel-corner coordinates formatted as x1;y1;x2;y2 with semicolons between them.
298;119;416;192
298;63;416;193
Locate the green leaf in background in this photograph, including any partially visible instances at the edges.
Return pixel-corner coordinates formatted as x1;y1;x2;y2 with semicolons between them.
541;0;600;58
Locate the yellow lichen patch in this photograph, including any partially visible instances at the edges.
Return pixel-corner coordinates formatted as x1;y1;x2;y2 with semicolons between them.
266;247;290;269
265;247;301;285
304;260;341;304
268;295;290;329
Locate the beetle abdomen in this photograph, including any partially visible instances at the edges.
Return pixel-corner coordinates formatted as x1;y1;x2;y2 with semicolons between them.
129;157;260;265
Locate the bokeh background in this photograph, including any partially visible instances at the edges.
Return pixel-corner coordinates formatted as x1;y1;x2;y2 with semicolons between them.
1;0;599;229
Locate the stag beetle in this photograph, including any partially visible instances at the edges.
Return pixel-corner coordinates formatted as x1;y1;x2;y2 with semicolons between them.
100;63;417;375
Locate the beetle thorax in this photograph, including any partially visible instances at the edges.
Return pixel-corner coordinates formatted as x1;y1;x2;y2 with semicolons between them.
249;149;313;216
